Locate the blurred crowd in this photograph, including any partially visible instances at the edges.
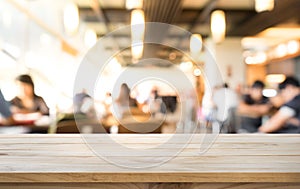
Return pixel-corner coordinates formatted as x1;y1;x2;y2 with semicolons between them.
212;76;300;133
1;74;299;134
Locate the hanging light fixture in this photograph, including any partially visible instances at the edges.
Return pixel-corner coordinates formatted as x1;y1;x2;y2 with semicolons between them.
131;9;145;60
131;9;145;41
211;10;226;43
255;0;274;12
126;0;143;10
131;43;144;60
190;34;203;54
63;2;80;35
84;28;97;48
287;40;300;55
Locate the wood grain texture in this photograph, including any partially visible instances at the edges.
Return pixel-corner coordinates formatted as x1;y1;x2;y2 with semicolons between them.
0;134;299;183
0;183;299;189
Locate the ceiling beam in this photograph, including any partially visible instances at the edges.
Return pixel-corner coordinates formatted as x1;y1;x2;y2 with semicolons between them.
229;0;300;36
189;0;218;32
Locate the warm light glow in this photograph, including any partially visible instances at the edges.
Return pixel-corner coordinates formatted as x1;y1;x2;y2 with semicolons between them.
131;9;145;60
180;61;193;71
126;0;143;10
266;74;286;84
190;34;203;54
193;68;201;76
255;0;274;12
245;51;267;64
287;40;300;55
131;9;145;42
108;57;122;72
84;28;97;48
263;89;277;97
63;2;79;35
132;43;144;60
211;10;226;43
275;44;287;58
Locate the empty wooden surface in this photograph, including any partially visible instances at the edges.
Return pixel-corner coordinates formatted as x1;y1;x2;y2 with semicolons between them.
0;134;299;185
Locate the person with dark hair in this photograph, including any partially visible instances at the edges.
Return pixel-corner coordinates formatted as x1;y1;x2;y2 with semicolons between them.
10;74;49;116
115;83;137;107
114;83;137;119
238;80;272;133
259;76;300;133
73;89;91;114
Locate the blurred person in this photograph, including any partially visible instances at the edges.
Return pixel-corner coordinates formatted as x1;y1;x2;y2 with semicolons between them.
0;90;14;125
115;83;137;107
259;77;300;133
114;83;137;119
73;89;92;114
10;74;49;116
103;92;112;114
238;80;272;133
213;83;239;133
147;87;162;116
73;89;98;120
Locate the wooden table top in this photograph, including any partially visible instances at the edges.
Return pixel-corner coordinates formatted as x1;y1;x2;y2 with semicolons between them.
0;134;299;183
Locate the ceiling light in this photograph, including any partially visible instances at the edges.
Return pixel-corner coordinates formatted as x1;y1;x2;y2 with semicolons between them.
132;43;144;60
244;51;267;64
275;44;287;58
63;2;80;35
190;34;203;54
131;9;145;42
263;89;277;97
180;61;193;71
84;28;97;48
131;9;145;61
255;0;274;12
266;74;286;84
211;10;226;43
287;40;300;55
193;68;201;76
255;51;267;63
126;0;143;10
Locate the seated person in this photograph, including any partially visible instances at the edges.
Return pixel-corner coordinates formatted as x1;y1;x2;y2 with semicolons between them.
73;89;92;114
10;75;49;118
114;83;137;118
238;80;272;133
0;90;14;125
259;77;300;133
213;83;239;133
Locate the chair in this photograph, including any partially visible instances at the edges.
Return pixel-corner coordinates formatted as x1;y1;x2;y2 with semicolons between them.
56;118;107;134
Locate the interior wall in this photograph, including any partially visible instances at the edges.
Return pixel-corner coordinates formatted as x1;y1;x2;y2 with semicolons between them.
214;37;245;89
95;66;196;101
246;65;266;86
267;59;295;76
294;56;300;80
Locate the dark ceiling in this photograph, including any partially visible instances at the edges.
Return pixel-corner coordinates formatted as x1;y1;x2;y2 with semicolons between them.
78;0;300;65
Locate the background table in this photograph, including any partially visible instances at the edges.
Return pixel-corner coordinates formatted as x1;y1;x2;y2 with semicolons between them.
0;134;299;189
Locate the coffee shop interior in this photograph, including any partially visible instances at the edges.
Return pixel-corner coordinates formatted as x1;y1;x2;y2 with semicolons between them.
0;0;300;134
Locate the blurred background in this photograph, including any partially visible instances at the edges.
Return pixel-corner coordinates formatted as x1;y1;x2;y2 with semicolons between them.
0;0;299;134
